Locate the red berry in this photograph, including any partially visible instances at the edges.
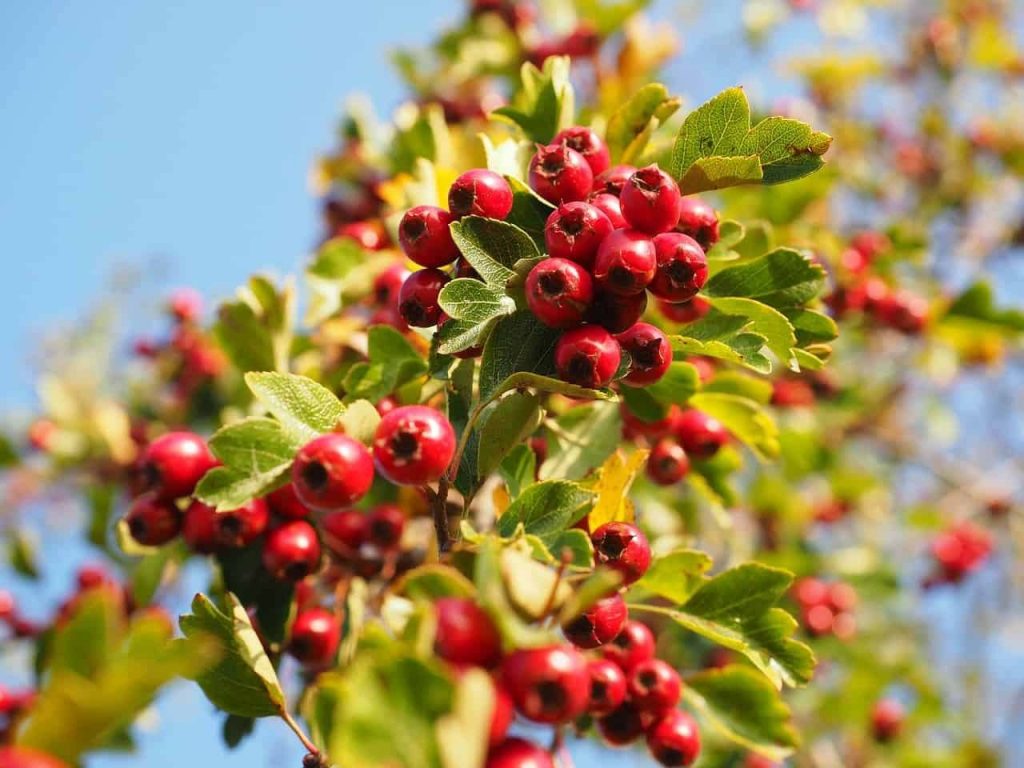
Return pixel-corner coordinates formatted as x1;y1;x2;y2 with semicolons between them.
674;409;727;460
399;268;450;328
675;197;720;250
646;710;701;767
850;230;891;262
486;738;554;768
288;607;341;667
337;220;387;250
373;405;456;486
802;604;834;636
554;325;621;388
182;500;220;554
870;698;904;742
792;577;828;608
489;681;515;746
616;322;671;385
587;290;648;334
593;230;656;295
627;659;681;715
586;658;628;716
826;582;857;613
140;431;217;501
563;593;628;648
588;192;628;228
529;143;594;204
591;522;651;585
501;645;590;723
659;296;710;324
76;564;109;591
650;233;708;302
399;206;459;267
448;170;514;220
0;590;14;621
598;702;645;745
554;126;611;176
124;493;182;547
266;483;311;519
262;520;322;582
321;509;369;555
620;166;682;235
525;257;594;328
622;404;681;441
593;164;636;196
372;263;411;308
646;439;690;485
544;202;613;267
213;499;270;548
434;597;503;668
367;504;405;550
0;747;69;768
292;434;375;511
168;288;203;323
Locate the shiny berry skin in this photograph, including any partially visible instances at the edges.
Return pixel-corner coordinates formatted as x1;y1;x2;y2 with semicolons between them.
586;658;628;716
676;196;720;250
367;504;405;550
266;483;311;519
489;681;515;746
650;233;708;302
182;500;219;553
593;230;656;295
616;322;671;385
659;296;710;324
588;192;628;228
124;494;181;547
373;405;456;486
262;520;322;582
587;290;647;334
398;268;450;327
288;607;341;667
292;434;374;511
870;698;904;742
399;206;459;267
646;439;690;485
448;169;513;220
554;126;611;176
544;202;613;267
0;747;69;768
434;597;503;668
620;166;682;235
646;710;701;767
321;509;368;554
140;431;217;501
554;325;621;388
486;738;554;768
500;645;590;723
591;522;651;585
628;659;681;715
525;257;594;328
337;220;387;250
598;702;645;745
528;143;594;205
213;498;270;548
372;263;411;308
674;409;728;460
563;593;628;648
593;164;636;196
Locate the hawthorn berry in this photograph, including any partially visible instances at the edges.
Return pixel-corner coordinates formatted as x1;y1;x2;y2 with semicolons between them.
586;658;628;716
646;439;690;485
620;165;683;235
486;738;554;768
591;521;651;585
646;710;702;767
529;143;594;204
182;500;219;554
871;698;904;742
398;268;450;328
336;220;387;250
434;597;503;668
628;659;681;715
602;619;656;672
674;409;728;460
675;196;720;250
489;681;515;746
266;483;311;519
367;504;405;550
139;431;217;501
321;509;368;554
554;125;611;176
622;404;681;441
593;164;637;196
291;434;374;513
593;229;656;295
372;263;410;308
598;702;645;746
544;201;614;267
650;233;708;302
587;290;647;334
501;644;590;723
209;498;270;548
262;520;322;582
616;322;671;385
448;169;514;220
373;405;456;486
792;577;828;609
398;205;459;267
124;493;182;547
288;607;341;667
168;287;203;323
588;191;628;228
525;257;594;328
563;593;628;648
659;296;710;324
0;747;69;768
554;325;621;388
826;582;858;613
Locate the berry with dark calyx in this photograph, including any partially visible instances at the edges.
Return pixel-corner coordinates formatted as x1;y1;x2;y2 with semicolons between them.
399;205;459;267
591;521;651;585
372;263;411;308
587;289;647;334
544;202;613;267
373;405;456;486
871;698;904;742
659;296;710;324
266;483;311;519
563;593;628;648
602;619;656;672
593;164;637;196
650;233;708;303
525;257;594;328
398;268;450;327
593;229;656;296
124;493;182;547
554;125;611;176
262;520;322;582
486;738;554;768
448;169;514;220
620;165;682;235
434;597;503;668
321;509;368;555
598;702;645;746
213;498;270;548
366;504;405;550
140;431;217;501
292;434;374;512
646;439;690;485
288;607;341;667
646;710;702;767
554;325;621;388
675;196;720;250
529;143;594;204
616;322;671;385
182;500;219;554
586;658;628;716
501;645;590;723
627;659;681;715
588;192;628;228
674;409;728;460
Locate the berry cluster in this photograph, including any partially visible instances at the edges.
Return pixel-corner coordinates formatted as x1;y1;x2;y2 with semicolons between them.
620;405;729;487
925;521;992;586
791;577;857;639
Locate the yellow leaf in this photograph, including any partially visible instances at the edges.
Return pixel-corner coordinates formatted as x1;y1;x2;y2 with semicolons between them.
588;448;649;529
492;484;511;518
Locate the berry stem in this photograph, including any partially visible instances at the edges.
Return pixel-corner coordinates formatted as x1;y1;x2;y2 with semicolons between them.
424;477;452;553
280;709;323;763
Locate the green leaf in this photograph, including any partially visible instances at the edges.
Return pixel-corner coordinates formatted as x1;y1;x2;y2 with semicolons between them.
738;115;833;184
492;56;575;144
244;372;345;443
540;400;622;481
498;444;537;498
943;280;1024;332
479;311;560;400
671;308;772;373
435;315;499;356
782;308;839;346
645;361;700;408
222;714;256;750
129;541;187;607
450;216;540;288
544;528;594;568
704;248;826;308
395;565;476;600
505;176;555;250
438;279;516;330
344;326;428;402
195;418;298;511
634;549;712;603
702;372;773;404
216;541;295;648
214;276;294;373
497;480;593;543
477;392;543;480
679;155;763;195
437;669;493;768
7;528;40;580
305;238;386;325
0;433;18;468
690;392;779;461
605;83;681;164
337;399;382;446
711;297;798;370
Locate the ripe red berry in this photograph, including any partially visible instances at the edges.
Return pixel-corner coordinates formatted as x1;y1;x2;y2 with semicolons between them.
659;296;710;324
398;268;450;328
588;192;628;228
124;494;181;547
593;230;656;295
489;682;515;746
616;322;671;385
593;164;636;196
486;738;554;768
140;431;217;501
288;607;341;667
182;500;220;553
525;257;594;328
544;202;613;267
213;498;270;548
168;288;203;323
373;405;456;486
448;170;514;220
620;165;682;235
554;126;611;176
554;325;621;388
870;698;904;742
563;593;628;648
586;658;628;716
292;434;374;511
529;143;594;204
372;263;411;308
674;409;728;460
367;504;405;550
792;577;828;608
0;747;69;768
587;290;648;334
628;659;682;715
650;233;708;302
321;509;369;555
598;702;645;745
622;404;681;441
826;582;858;613
501;645;590;723
802;604;835;636
676;196;720;250
399;206;459;267
850;230;891;262
262;520;322;582
591;522;651;585
646;710;701;767
646;439;690;485
266;483;311;519
337;220;387;250
434;597;503;668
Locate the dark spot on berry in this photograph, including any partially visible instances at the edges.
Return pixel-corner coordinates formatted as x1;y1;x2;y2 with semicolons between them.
301;461;330;492
402;217;427;241
539;271;567;296
560;211;585;236
390;429;420;460
637;670;657;689
285;561;312;581
128;517;147;539
567;355;596;384
609;265;635;290
667;261;695;284
536;681;567;714
400;299;428;325
450;186;476;214
218;515;242;536
598;531;629;558
141;461;161;490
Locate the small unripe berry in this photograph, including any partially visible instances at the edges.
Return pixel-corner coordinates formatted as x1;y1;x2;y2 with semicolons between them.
646;710;702;767
399;206;459;267
448;170;514;220
591;521;651;585
292;434;375;511
563;593;628;648
593;164;637;196
486;738;554;768
554;126;611;176
125;494;182;547
588;192;628;228
501;645;590;723
140;431;217;501
674;409;728;460
289;607;341;667
650;233;708;303
373;405;456;486
586;658;628;716
554;325;621;388
262;520;322;582
615;322;671;386
544;202;614;267
529;143;594;204
675;196;720;250
434;597;503;668
593;230;656;296
627;659;681;715
398;268;450;327
525;257;594;328
587;290;648;334
367;504;405;550
266;483;311;519
646;439;690;485
620;166;682;235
